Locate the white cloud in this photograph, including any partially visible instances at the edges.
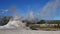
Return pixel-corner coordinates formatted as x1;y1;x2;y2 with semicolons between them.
4;9;8;12
0;9;8;13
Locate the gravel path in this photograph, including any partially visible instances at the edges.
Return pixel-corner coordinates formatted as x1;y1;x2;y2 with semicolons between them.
0;29;60;34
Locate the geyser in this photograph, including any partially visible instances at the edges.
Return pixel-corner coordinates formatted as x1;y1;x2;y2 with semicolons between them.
0;6;27;29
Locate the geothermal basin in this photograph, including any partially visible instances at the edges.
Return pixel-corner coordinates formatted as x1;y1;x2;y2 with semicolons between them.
0;16;60;34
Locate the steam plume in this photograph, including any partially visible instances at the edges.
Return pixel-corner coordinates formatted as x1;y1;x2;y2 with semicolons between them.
40;0;60;20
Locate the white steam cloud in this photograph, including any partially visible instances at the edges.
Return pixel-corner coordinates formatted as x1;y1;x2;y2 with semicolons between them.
40;0;60;20
26;11;35;22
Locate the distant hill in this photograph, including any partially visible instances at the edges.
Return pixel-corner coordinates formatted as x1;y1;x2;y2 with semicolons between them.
46;20;60;24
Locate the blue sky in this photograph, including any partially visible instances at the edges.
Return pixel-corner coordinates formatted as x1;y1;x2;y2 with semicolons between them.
0;0;49;16
0;0;60;20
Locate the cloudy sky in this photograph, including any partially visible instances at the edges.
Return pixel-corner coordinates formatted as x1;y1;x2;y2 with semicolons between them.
0;0;60;20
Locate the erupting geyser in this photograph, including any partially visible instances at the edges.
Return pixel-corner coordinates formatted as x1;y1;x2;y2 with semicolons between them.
0;0;60;30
